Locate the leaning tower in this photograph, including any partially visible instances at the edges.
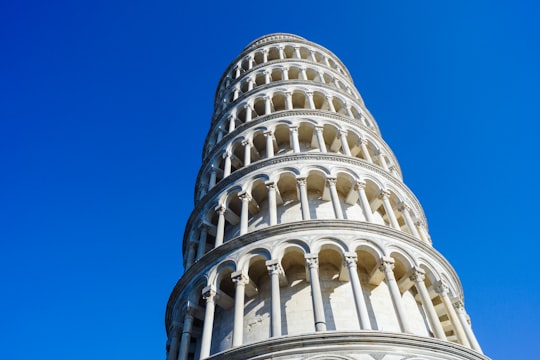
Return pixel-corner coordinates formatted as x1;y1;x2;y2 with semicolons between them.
165;33;488;360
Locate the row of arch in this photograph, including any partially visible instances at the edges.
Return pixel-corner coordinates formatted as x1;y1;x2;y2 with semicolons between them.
168;239;481;360
210;87;377;146
199;121;399;199
219;42;349;94
215;63;361;113
186;169;429;269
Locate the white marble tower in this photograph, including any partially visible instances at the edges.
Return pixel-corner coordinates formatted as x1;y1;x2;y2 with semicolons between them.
165;33;489;360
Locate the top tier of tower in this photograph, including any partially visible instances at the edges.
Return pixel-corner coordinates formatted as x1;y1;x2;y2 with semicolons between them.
208;33;379;131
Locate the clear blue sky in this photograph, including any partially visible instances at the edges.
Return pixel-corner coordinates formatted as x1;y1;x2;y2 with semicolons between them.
1;1;538;359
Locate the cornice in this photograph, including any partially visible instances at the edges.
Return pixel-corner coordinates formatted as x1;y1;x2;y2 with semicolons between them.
205;332;490;360
166;221;460;327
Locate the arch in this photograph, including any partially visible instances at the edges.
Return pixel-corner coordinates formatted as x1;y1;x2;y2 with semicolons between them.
237;248;272;273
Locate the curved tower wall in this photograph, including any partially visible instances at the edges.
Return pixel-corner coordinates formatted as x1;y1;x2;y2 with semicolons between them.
166;33;489;360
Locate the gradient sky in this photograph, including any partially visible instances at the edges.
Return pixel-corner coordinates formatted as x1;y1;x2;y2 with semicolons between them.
1;1;538;359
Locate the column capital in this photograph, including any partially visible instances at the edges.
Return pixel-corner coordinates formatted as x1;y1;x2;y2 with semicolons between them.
379;256;395;272
355;180;367;190
326;177;337;186
409;267;426;282
266;259;282;275
238;191;252;201
398;202;411;212
339;129;349;136
314;125;324;132
343;252;358;267
264;129;273;136
289;124;298;131
231;271;249;286
222;149;232;158
214;204;226;214
434;281;450;296
378;189;391;200
452;297;465;311
241;139;252;147
305;91;314;97
202;285;217;301
305;254;319;269
296;177;307;186
265;180;276;189
170;321;182;335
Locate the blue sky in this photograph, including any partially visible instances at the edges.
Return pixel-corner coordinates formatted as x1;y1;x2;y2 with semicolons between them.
1;1;538;359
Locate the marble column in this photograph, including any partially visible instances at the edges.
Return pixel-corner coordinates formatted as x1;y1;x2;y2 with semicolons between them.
214;204;226;247
305;255;326;331
314;126;327;152
266;259;282;337
242;139;251;166
327;177;343;219
380;190;400;229
297;177;310;220
380;256;411;333
344;253;371;329
285;91;293;110
360;139;373;163
453;298;482;352
356;181;373;222
436;283;470;347
185;241;197;269
239;191;251;235
178;310;194;360
231;272;248;346
264;130;274;158
339;130;351;156
266;181;277;226
196;224;207;260
223;150;232;178
399;204;421;238
410;267;446;340
200;286;216;359
167;322;181;360
290;125;300;153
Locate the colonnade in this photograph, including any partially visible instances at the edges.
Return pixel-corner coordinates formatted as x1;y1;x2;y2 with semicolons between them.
201;124;397;196
217;63;360;113
172;253;481;360
185;176;430;268
221;42;348;87
211;88;375;138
